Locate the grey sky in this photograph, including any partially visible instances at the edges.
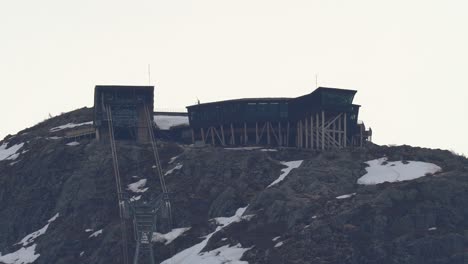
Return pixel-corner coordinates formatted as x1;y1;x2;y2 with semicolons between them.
1;0;467;155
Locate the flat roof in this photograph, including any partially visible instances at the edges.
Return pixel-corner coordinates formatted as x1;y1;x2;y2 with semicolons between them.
187;87;357;109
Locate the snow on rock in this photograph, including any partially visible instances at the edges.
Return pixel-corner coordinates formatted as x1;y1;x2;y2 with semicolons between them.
274;242;284;248
0;143;25;161
49;121;93;132
0;244;40;264
16;213;59;247
260;149;278;152
357;157;442;185
161;206;250;264
272;236;281;242
89;229;103;238
154;115;189;130
130;195;142;202
127;179;148;193
336;193;356;199
268;160;303;188
152;227;191;245
85;229;93;233
165;164;183;176
224;147;262;151
193;244;250;264
169;155;181;164
66;141;80;146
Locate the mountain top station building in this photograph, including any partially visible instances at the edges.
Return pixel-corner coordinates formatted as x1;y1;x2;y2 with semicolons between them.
186;87;372;149
94;85;154;142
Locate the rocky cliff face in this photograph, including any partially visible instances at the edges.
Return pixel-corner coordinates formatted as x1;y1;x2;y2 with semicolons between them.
1;108;468;264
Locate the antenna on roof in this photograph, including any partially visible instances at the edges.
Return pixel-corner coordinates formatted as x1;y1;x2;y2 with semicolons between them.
148;64;151;86
315;74;318;89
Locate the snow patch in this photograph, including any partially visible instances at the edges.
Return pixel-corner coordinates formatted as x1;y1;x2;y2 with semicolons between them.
224;147;262;151
428;227;437;231
357;158;442;185
50;121;93;132
268;160;303;188
161;206;250;264
66;141;80;146
16;213;59;247
89;229;103;238
336;193;356;199
260;149;278;152
165;164;183;176
272;236;281;242
154;115;189;130
0;244;40;264
152;227;191;245
85;229;93;233
128;179;148;193
0;143;25;161
169;155;181;164
274;242;284;248
46;136;62;140
130;195;142;202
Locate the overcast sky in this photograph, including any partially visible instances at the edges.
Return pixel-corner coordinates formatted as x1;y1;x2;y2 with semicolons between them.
1;0;467;155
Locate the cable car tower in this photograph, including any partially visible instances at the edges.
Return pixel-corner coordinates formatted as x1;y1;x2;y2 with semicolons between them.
94;85;172;264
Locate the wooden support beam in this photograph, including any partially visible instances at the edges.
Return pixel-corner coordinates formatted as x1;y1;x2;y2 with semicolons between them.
338;114;342;147
322;111;325;150
267;122;271;145
344;113;347;147
211;127;215;145
269;122;280;145
278;122;282;146
244;123;248;145
310;115;314;150
305;118;309;149
220;125;226;146
316;113;319;150
231;124;235;145
201;128;206;143
256;122;259;144
286;122;290;147
299;120;304;148
191;129;195;144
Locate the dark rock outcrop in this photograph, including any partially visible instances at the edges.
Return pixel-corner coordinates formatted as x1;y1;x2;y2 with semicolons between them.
1;108;468;264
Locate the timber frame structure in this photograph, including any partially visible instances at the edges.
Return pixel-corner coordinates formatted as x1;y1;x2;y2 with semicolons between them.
186;87;371;149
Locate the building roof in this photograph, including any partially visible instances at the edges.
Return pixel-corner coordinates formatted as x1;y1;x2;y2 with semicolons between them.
94;85;154;92
187;97;292;109
186;87;357;109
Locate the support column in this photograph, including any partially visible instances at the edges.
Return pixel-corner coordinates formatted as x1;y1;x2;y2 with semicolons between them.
256;122;259;144
278;122;282;146
338;114;342;147
267;122;271;145
244;123;248;145
316;113;319;149
322;111;325;150
191;129;195;144
221;125;225;146
201;128;205;143
310;115;314;150
211;127;215;145
305;118;309;149
286;122;290;147
344;113;347;147
231;124;235;145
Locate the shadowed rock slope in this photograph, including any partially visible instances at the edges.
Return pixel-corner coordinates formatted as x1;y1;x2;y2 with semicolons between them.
1;108;468;264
